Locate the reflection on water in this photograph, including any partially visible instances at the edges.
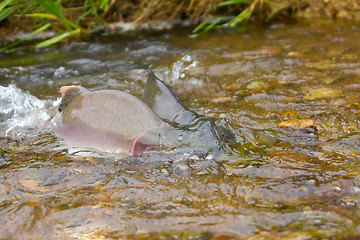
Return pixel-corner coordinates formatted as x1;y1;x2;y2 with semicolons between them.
0;20;360;239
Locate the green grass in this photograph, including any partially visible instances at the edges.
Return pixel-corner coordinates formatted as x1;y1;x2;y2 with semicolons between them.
0;0;109;51
192;0;294;36
0;0;298;51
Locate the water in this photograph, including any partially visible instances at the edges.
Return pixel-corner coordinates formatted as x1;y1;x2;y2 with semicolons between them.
0;20;360;239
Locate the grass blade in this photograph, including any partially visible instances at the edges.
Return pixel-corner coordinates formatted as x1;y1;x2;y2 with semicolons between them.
35;28;81;48
25;13;58;20
0;7;15;21
29;22;52;35
0;0;15;21
193;19;211;33
202;17;226;33
192;16;234;36
0;0;13;11
263;0;276;5
0;23;52;51
35;0;76;31
99;0;110;11
266;3;290;21
227;7;251;27
218;0;252;7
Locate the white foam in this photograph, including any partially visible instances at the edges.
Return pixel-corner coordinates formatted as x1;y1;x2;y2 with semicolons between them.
170;55;198;84
0;84;51;138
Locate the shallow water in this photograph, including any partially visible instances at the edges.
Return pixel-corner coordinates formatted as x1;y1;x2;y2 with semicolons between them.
0;19;360;239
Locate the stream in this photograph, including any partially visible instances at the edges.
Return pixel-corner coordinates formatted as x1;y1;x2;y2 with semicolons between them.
0;19;360;239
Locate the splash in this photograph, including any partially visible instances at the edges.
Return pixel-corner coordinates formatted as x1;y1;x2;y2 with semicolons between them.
170;55;198;84
0;84;52;138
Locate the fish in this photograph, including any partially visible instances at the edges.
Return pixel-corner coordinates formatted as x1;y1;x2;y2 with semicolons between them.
51;69;236;155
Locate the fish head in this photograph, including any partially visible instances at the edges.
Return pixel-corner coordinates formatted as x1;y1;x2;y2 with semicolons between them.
58;85;89;112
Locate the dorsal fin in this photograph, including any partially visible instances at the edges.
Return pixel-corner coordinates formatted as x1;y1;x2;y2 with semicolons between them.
58;85;89;112
142;69;236;148
142;69;196;125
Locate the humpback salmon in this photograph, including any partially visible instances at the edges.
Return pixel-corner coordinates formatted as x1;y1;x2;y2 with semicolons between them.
51;70;235;155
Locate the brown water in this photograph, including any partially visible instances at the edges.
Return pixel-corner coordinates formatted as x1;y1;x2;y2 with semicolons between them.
0;19;359;239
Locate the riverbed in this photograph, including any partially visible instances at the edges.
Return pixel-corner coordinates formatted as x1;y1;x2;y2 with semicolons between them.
0;19;359;239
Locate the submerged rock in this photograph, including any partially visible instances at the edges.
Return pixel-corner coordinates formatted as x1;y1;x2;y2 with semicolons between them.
304;87;341;100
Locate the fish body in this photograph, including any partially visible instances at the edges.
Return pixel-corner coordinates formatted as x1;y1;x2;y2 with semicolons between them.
51;86;167;154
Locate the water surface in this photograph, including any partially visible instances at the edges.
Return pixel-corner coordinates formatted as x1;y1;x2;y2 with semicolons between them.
0;20;360;239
